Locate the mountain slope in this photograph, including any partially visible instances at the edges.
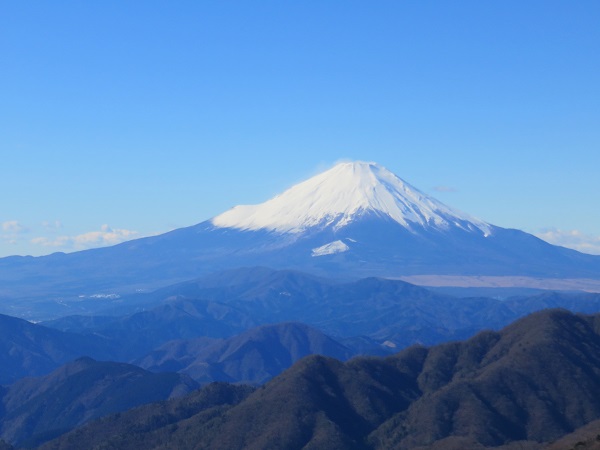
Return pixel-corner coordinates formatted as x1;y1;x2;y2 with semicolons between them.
37;382;255;450
136;322;355;384
197;309;600;449
39;309;600;450
0;314;114;385
0;357;198;447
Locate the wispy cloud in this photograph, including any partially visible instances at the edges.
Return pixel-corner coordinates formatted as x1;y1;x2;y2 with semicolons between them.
1;221;29;247
41;220;63;230
31;224;139;251
2;220;29;233
535;228;600;255
433;185;457;193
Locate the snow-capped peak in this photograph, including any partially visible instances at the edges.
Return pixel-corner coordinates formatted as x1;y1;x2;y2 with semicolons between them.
211;161;491;235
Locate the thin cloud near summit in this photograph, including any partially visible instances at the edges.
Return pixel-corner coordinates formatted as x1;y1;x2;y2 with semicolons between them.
535;228;600;256
31;225;140;252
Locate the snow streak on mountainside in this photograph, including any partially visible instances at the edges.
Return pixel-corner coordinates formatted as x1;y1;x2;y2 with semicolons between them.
311;240;350;257
212;161;492;235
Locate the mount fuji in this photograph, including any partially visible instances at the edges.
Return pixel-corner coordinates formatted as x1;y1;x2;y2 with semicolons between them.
2;161;600;302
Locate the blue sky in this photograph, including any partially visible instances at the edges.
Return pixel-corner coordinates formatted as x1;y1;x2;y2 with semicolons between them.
2;1;599;256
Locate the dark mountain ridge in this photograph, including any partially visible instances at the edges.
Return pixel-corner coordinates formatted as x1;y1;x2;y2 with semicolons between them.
38;309;600;450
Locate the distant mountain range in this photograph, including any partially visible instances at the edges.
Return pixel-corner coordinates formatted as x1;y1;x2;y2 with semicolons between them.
2;161;600;319
36;309;600;450
43;267;600;348
3;267;599;387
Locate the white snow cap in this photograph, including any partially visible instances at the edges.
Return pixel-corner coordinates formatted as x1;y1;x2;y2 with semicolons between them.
212;161;491;235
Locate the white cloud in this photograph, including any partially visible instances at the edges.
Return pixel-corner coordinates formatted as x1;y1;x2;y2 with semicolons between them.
535;228;600;255
31;224;139;251
2;220;28;233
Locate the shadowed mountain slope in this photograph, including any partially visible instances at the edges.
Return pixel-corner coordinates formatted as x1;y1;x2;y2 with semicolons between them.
0;314;113;385
37;382;254;450
0;357;198;448
136;322;355;384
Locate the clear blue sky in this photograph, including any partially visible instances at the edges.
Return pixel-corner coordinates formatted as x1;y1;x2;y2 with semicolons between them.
2;1;599;256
